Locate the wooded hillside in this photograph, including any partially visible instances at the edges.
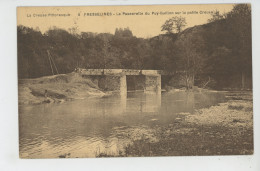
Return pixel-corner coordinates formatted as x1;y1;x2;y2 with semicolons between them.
18;4;252;89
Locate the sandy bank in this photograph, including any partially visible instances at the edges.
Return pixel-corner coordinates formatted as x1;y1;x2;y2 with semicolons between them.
18;72;107;105
185;99;253;129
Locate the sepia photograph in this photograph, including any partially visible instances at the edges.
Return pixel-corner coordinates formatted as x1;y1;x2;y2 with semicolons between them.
17;4;253;159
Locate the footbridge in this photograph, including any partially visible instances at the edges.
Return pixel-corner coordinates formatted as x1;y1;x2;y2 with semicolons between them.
76;68;173;94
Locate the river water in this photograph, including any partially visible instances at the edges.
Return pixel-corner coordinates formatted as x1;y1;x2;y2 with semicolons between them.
19;91;226;158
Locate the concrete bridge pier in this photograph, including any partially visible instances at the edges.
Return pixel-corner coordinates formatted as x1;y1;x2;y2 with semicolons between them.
145;75;161;94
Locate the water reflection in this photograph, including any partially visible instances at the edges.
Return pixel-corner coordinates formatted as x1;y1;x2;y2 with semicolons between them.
19;91;226;158
126;92;161;113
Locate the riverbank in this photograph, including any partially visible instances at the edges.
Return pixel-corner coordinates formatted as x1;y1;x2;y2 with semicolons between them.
97;91;253;157
18;72;107;105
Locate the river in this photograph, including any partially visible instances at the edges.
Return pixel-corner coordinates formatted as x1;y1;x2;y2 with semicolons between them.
19;91;227;158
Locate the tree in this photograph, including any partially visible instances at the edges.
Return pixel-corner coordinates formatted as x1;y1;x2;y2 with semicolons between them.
226;4;252;89
207;10;226;23
115;27;133;37
161;16;187;34
205;4;251;89
175;31;207;89
148;35;177;71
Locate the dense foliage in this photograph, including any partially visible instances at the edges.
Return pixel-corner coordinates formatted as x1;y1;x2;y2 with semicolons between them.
17;26;176;78
18;4;252;89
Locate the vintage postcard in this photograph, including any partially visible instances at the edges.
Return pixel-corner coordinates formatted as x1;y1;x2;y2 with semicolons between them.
17;4;253;158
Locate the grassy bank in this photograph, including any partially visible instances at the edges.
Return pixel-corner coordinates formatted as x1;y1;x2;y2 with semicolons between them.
97;91;253;157
18;72;107;105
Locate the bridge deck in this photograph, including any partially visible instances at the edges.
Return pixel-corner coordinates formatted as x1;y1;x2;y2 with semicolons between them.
77;68;174;76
